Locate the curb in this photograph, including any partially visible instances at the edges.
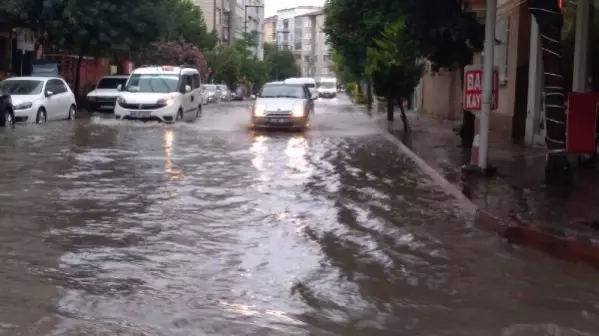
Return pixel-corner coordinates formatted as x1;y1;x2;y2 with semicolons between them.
371;113;599;269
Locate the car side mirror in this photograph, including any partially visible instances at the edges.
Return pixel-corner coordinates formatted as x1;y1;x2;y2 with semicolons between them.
45;90;54;97
116;84;122;91
250;94;256;99
184;85;191;93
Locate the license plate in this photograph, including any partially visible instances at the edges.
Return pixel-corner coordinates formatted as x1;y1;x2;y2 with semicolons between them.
269;118;289;124
131;111;151;118
100;105;113;109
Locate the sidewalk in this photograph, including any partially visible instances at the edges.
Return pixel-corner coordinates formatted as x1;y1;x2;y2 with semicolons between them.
374;109;599;267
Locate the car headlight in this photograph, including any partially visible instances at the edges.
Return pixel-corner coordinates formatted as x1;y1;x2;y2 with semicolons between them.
253;105;266;117
292;107;305;117
14;102;32;110
156;97;174;106
117;97;126;105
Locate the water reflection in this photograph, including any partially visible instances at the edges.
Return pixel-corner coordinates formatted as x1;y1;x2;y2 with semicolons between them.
285;135;311;179
250;134;267;171
163;128;183;181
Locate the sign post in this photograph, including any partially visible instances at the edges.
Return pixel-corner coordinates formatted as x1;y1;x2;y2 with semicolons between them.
462;62;499;174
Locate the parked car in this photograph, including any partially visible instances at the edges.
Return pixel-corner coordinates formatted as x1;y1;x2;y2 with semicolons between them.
218;84;231;101
0;87;14;127
113;65;202;123
250;81;317;131
0;76;77;123
202;84;221;103
86;75;129;112
232;86;244;101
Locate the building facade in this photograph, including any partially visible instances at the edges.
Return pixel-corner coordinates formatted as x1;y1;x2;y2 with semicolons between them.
274;6;321;52
192;0;264;59
294;10;333;78
263;15;276;43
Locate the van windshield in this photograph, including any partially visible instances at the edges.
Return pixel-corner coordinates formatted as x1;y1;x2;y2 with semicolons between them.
123;74;180;93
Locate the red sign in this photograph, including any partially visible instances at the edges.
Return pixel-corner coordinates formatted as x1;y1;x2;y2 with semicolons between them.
463;66;499;111
566;92;598;154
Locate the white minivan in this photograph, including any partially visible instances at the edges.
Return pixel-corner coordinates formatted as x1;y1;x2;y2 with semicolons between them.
113;65;203;123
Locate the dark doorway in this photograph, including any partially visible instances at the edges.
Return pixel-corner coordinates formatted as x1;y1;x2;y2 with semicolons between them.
512;63;529;143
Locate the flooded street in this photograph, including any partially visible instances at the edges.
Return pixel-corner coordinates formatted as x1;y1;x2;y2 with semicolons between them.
1;95;598;335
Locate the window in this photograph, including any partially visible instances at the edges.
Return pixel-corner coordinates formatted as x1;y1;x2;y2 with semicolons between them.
295;42;302;50
51;79;68;93
304;19;311;27
323;54;329;62
192;74;201;88
304;56;310;63
303;44;311;51
96;77;127;89
322;68;328;75
303;32;311;39
283;19;289;30
182;74;193;91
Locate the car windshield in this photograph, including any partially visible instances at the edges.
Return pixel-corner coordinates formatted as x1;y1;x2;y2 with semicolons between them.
97;77;127;89
123;74;179;93
0;79;44;95
320;82;335;88
304;83;316;88
205;85;217;92
259;84;306;98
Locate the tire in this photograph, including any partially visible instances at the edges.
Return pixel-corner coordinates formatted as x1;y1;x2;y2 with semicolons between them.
176;109;183;122
67;105;76;120
36;108;47;124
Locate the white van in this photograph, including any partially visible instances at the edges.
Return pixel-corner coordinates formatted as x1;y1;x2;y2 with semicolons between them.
317;77;337;98
114;65;203;123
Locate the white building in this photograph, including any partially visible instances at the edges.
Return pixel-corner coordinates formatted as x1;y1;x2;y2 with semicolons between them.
274;6;322;52
293;9;333;78
192;0;264;59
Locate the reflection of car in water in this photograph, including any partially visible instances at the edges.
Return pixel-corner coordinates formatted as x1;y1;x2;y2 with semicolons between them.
0;87;14;127
86;76;129;112
0;76;77;123
250;82;317;131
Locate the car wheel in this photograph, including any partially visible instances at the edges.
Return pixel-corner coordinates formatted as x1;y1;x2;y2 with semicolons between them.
176;109;183;121
36;108;47;124
67;105;76;120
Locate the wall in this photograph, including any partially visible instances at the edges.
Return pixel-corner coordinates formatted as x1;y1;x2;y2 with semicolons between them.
419;0;530;138
263;17;276;43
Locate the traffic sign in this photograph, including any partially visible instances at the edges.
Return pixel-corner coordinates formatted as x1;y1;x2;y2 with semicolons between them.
463;65;499;111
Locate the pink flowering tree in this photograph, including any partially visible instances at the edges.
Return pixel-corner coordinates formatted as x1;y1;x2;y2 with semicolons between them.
136;42;210;80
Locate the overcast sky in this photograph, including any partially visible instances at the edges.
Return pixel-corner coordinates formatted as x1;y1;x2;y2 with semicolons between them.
264;0;325;17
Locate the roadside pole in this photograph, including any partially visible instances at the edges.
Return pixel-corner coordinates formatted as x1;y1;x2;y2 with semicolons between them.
478;0;497;171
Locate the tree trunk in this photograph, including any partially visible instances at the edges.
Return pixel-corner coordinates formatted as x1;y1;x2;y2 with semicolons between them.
74;49;84;103
529;0;572;185
386;96;394;121
399;100;409;131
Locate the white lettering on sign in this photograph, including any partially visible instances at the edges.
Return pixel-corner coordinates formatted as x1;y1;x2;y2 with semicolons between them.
462;66;499;111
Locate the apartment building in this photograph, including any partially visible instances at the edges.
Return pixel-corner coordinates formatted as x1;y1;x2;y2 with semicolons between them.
263;15;277;43
274;6;321;52
294;9;332;78
192;0;264;58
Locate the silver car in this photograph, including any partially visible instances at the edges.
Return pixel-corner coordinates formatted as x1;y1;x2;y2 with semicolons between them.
218;85;231;101
250;82;317;130
202;84;221;103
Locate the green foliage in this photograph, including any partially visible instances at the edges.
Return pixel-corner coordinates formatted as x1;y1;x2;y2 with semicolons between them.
365;18;423;100
206;44;241;87
263;43;300;80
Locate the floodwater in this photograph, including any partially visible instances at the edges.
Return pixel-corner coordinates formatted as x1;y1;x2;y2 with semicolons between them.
0;96;598;335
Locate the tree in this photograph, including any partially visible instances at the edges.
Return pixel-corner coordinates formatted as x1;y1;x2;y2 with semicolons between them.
158;0;216;50
366;19;423;129
136;41;210;80
263;43;300;80
392;0;484;148
206;44;241;87
528;0;571;184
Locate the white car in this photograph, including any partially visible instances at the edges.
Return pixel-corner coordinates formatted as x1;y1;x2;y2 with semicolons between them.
317;78;337;98
114;65;203;123
86;75;128;112
0;76;77;123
